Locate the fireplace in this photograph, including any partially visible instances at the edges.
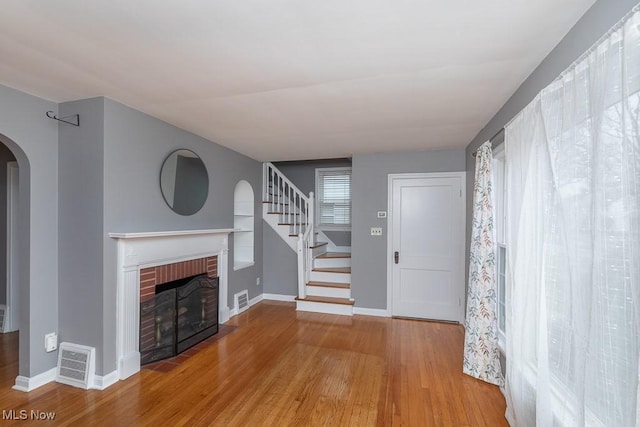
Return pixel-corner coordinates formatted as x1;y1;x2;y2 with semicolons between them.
140;274;219;365
110;229;232;382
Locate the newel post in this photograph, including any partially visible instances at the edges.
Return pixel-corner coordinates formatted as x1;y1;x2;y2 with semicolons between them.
297;236;306;299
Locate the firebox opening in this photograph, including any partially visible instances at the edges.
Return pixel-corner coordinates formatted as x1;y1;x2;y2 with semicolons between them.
155;273;201;294
140;274;219;365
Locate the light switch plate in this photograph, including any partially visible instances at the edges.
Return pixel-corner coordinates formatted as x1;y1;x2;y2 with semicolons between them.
377;211;387;218
371;227;383;236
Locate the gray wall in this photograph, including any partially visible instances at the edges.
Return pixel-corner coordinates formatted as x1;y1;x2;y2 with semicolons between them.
274;158;352;196
0;144;16;305
0;84;59;377
464;0;640;283
262;222;298;296
351;149;465;309
102;98;263;375
58;98;105;371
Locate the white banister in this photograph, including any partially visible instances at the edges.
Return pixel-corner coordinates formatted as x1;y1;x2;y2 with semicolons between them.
263;163;315;301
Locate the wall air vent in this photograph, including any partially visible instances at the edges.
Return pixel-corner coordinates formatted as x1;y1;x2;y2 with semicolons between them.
56;342;95;389
234;290;250;314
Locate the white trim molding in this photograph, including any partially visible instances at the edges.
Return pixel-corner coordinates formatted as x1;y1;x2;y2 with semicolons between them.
13;368;57;392
353;307;390;317
249;294;263;307
229;293;264;318
262;293;296;302
109;229;232;383
92;371;119;390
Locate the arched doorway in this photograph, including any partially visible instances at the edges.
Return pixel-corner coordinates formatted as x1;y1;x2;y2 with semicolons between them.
0;144;18;332
0;134;30;384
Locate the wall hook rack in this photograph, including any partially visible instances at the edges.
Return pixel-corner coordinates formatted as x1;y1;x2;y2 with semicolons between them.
46;111;80;127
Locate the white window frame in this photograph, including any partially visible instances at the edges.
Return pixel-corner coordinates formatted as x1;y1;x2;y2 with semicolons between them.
492;144;507;352
315;167;352;231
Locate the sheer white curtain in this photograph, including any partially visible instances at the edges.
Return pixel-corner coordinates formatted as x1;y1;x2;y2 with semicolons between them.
504;7;640;426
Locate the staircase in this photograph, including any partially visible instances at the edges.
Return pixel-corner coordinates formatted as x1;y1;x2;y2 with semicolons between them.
263;163;354;316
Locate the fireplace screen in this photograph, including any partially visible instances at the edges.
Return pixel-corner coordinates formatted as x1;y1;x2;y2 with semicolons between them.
140;275;219;365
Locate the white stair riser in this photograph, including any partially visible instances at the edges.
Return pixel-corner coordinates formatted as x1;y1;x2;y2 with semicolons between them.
306;286;351;299
310;271;351;283
296;300;353;316
313;257;351;269
311;245;328;258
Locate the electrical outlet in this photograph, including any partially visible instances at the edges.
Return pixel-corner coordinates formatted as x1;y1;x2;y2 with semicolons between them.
44;332;57;353
256;277;260;286
371;227;383;236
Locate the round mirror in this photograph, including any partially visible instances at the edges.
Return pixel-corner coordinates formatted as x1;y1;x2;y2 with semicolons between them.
160;149;209;215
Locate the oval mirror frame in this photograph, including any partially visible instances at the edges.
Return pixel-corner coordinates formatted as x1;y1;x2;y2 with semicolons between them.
160;149;209;215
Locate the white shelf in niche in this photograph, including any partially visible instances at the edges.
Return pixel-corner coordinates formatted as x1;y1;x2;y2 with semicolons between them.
234;181;255;270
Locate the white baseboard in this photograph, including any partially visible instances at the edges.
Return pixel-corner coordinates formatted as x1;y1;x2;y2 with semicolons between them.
262;293;296;302
13;367;56;392
353;307;390;317
92;370;119;390
249;294;263;307
228;293;265;318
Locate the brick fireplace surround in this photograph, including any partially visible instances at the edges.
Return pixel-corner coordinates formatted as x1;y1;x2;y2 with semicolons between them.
139;256;219;358
140;256;218;302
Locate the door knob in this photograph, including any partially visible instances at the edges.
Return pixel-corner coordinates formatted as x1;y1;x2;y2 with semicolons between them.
394;251;399;264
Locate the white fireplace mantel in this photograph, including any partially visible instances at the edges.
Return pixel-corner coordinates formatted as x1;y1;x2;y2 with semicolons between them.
109;229;233;381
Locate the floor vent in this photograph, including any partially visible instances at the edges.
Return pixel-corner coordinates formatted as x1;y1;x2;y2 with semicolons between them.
235;290;250;314
0;305;6;333
56;342;95;389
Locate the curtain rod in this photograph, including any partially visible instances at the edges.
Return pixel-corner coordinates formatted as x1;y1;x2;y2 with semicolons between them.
471;128;504;157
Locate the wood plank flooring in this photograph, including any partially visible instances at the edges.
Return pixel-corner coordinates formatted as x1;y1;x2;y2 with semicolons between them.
0;301;507;426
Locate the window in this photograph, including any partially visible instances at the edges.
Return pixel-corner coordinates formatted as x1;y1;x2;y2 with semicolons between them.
492;145;506;349
315;167;352;230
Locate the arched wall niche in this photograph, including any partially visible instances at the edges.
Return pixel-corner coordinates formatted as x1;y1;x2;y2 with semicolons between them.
233;180;255;270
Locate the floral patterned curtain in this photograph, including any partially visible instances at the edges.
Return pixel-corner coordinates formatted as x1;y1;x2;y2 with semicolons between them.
463;141;504;387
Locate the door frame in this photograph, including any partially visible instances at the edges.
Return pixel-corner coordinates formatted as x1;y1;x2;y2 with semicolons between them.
6;161;18;332
386;172;466;320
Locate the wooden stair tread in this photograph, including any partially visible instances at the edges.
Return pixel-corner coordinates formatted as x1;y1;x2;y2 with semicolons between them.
312;267;350;273
266;212;300;215
278;222;308;226
316;252;351;259
307;281;350;289
262;201;289;205
295;296;354;305
309;242;328;249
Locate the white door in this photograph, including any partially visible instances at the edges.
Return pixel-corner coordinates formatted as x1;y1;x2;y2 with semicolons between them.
6;161;19;331
389;173;465;322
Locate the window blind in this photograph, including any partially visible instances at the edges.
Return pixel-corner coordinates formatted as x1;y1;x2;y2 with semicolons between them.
316;169;351;228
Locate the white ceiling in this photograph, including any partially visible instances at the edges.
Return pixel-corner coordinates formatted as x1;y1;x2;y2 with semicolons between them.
0;0;595;161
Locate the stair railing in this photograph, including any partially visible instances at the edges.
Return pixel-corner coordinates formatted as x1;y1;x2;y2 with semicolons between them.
263;163;314;299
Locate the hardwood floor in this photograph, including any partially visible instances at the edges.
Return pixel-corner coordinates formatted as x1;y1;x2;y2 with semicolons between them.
0;301;507;426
